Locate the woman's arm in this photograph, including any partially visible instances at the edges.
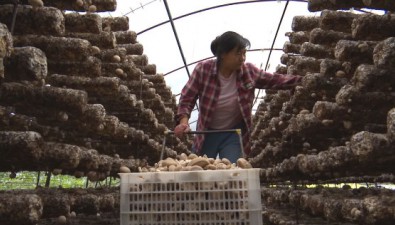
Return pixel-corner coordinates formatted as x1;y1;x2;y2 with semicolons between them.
247;63;302;90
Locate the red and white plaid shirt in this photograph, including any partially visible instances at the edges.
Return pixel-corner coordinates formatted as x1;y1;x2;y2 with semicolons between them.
177;59;301;156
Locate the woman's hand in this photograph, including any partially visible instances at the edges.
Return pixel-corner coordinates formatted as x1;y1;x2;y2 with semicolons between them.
174;123;191;138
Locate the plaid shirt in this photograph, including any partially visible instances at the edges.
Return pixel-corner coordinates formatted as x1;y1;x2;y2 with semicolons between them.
177;59;301;156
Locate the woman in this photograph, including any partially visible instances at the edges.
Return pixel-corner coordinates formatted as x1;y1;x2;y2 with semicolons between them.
174;31;301;163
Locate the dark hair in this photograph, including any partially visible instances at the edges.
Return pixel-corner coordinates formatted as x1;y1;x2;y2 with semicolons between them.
210;31;251;57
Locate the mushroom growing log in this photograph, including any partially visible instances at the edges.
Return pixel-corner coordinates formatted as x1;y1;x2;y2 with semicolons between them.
13;35;93;61
319;10;357;33
43;0;117;12
0;131;44;170
65;13;103;34
309;28;352;47
373;37;395;69
352;14;395;41
334;40;377;64
4;47;48;82
0;193;42;225
0;23;13;58
47;56;102;78
0;5;64;36
291;15;320;32
308;0;364;12
114;31;137;44
102;16;129;32
285;31;310;44
67;32;116;49
300;42;334;59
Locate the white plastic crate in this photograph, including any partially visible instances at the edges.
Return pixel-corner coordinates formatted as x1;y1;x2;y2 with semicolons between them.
120;168;262;225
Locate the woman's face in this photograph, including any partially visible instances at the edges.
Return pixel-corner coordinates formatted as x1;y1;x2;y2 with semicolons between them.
221;47;246;71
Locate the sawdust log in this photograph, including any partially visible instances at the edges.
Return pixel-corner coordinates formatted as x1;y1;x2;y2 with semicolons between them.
99;48;127;62
142;74;165;84
47;56;102;78
0;5;64;35
309;28;352;47
140;64;156;75
0;131;43;170
13;35;92;61
42;0;117;12
1;188;119;222
0;193;42;225
352;64;394;91
283;41;301;54
118;43;144;55
283;55;321;75
142;74;175;101
0;23;12;58
47;74;120;96
308;0;364;12
262;187;395;225
334;40;377;64
38;192;70;218
41;142;81;169
302;73;348;97
285;31;310;44
363;195;395;225
3;46;47;82
352;14;395;41
336;85;393;108
67;32;116;49
373;37;395;69
350;131;391;162
102;63;143;80
65;13;102;34
259;137;394;181
320;58;343;77
0;83;88;112
300;42;334;59
319;10;357;33
0;106;49;133
122;80;156;99
114;31;137;44
291;15;320;32
285;113;322;138
102;16;129;32
126;54;148;66
312;101;347;120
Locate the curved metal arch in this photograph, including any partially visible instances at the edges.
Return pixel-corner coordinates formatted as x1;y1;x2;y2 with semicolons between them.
136;0;308;35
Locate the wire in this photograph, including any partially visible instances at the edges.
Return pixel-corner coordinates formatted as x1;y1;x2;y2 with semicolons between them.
163;0;191;78
253;0;291;106
137;0;308;35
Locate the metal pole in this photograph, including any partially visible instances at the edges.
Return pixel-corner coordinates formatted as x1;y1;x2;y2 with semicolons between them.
254;0;291;105
163;0;191;78
44;171;51;188
10;0;19;35
36;171;40;187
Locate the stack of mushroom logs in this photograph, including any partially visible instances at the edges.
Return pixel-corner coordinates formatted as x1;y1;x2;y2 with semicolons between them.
0;0;189;224
247;1;395;225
